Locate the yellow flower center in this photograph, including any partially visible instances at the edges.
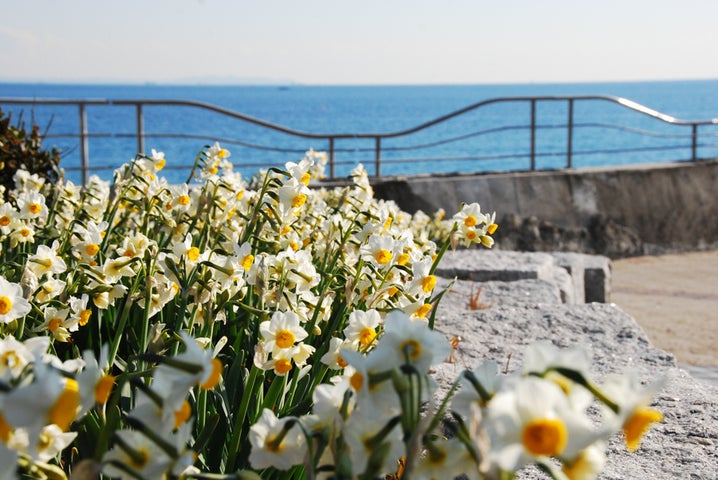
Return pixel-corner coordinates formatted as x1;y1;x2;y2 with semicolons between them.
487;223;499;234
1;351;19;369
0;296;12;315
94;374;116;405
20;228;31;237
48;378;80;432
337;355;348;369
280;225;291;235
275;330;296;349
400;339;422;361
623;407;663;452
218;148;229;159
187;246;200;261
130;448;150;469
397;252;410;266
300;172;311;186
0;216;10;227
242;254;254;270
29;203;42;215
464;215;478;227
388;286;399;297
291;193;307;209
156;159;166;170
350;371;364;392
236;190;244;201
85;243;100;256
421;275;437;293
383;217;393;230
375;249;392;265
415;303;432;318
79;309;92;326
465;229;477;241
49;317;63;332
359;327;377;347
209;166;218;175
200;358;223;390
178;194;191;206
174;400;192;429
521;418;568;456
274;358;293;375
0;412;12;443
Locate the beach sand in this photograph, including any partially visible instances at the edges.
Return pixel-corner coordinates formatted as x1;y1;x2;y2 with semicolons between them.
610;249;718;367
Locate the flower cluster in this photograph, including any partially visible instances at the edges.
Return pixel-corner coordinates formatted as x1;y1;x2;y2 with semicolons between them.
0;142;660;480
249;322;665;480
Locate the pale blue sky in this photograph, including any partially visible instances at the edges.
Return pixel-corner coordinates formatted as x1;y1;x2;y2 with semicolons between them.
2;0;717;85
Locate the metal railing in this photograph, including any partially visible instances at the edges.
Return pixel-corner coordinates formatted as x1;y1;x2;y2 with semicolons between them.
1;95;717;184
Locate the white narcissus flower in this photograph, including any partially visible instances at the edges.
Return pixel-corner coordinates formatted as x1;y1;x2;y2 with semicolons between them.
101;429;173;480
0;276;32;324
259;310;308;355
3;363;81;453
26;241;67;279
360;234;398;268
35;306;76;342
0;335;50;381
599;371;665;452
451;359;504;420
343;308;382;350
151;332;223;412
370;309;451;373
343;408;405;478
485;376;600;473
249;408;305;471
16;191;48;220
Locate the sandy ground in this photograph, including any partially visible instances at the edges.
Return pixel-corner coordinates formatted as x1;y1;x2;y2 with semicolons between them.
610;249;718;366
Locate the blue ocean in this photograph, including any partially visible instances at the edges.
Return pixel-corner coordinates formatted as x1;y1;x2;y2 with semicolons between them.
1;80;717;184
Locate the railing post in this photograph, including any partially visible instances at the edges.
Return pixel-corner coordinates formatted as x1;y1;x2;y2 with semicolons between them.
78;103;89;186
328;137;335;179
567;98;574;169
530;99;536;171
375;137;381;177
136;103;145;155
691;124;698;161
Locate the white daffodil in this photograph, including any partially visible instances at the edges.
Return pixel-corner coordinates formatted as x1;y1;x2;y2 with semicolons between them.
320;336;353;370
101;429;173;480
599;371;665;452
35;306;76;342
485;376;600;473
370;309;451;373
151;332;223;412
26;241;67;279
0;335;50;381
259;310;308;355
249;408;305;471
360;233;398;268
413;438;481;480
76;345;114;415
16;191;48;221
343;308;382;350
33;276;66;304
0;276;32;324
33;423;78;463
0;203;19;234
343;408;405;478
451;359;505;420
3;363;81;451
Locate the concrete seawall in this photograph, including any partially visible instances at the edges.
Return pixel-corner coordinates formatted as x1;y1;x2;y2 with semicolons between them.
370;159;718;252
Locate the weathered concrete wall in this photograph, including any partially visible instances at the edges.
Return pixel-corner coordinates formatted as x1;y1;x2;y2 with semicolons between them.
371;159;718;250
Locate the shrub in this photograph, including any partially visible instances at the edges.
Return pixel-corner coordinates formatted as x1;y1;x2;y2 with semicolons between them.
0;108;62;198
